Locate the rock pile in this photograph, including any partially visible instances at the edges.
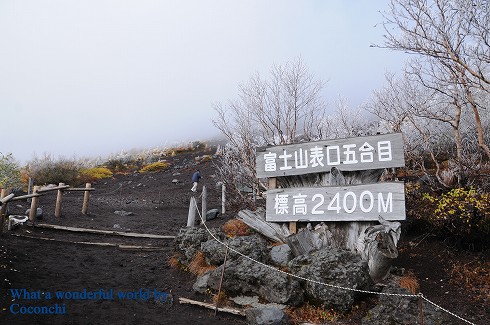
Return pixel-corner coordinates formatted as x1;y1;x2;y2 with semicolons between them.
174;223;448;324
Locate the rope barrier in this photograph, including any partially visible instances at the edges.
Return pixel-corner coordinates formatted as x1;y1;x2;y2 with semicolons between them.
192;200;479;325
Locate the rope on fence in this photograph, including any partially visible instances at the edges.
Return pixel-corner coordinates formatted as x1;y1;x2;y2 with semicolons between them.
192;200;479;325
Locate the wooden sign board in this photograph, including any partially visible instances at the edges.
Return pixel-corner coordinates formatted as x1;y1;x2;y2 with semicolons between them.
256;133;404;178
265;182;405;222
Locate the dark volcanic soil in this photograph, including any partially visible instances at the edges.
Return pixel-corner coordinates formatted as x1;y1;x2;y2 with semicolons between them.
0;148;488;324
0;149;245;325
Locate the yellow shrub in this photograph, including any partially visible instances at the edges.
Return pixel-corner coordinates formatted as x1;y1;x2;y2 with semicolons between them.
422;187;490;239
79;167;113;182
140;161;170;173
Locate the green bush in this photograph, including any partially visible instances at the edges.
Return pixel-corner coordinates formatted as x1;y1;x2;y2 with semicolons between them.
0;153;22;190
140;161;170;173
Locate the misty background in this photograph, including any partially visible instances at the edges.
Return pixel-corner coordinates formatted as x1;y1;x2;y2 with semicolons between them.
0;0;406;164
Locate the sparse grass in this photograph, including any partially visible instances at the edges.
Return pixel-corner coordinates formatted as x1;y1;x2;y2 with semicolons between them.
188;251;216;276
399;270;420;294
165;145;194;157
285;302;340;324
212;290;228;306
140;161;170;173
449;260;490;301
221;219;252;237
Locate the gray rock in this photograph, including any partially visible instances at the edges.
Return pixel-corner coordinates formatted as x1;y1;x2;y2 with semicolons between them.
175;227;225;264
200;240;226;265
172;179;179;184
208;258;303;306
192;272;212;294
205;208;220;220
362;277;449;324
288;247;371;312
245;307;290;325
201;234;269;265
25;208;43;220
231;296;286;310
270;244;292;267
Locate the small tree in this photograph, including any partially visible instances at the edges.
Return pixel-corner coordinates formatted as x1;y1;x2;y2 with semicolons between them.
213;58;327;206
380;0;490;160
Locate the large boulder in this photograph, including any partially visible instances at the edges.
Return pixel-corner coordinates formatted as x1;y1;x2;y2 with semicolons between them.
174;227;224;264
201;234;269;265
208;258;303;306
288;247;371;312
362;278;449;324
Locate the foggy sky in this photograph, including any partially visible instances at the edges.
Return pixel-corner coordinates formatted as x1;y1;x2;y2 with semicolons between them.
0;0;406;164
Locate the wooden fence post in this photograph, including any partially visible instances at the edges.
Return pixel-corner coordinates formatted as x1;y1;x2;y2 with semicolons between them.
29;186;40;222
187;196;197;227
55;183;65;217
201;186;207;224
81;183;91;214
27;177;34;202
0;188;10;234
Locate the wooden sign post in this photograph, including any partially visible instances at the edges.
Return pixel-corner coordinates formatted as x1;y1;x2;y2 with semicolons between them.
81;183;92;214
55;183;65;217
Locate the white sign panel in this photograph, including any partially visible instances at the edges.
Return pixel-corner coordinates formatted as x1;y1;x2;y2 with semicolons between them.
265;182;406;222
256;133;404;178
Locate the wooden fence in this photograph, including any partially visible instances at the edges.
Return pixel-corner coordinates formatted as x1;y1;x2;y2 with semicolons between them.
0;183;94;234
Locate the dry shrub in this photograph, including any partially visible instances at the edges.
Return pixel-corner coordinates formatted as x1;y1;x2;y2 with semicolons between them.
20;168;30;191
164;145;194;157
211;290;228;305
168;254;185;271
399;270;420;294
188;251;216;276
222;219;251;237
449;260;490;301
27;155;82;185
285;302;340;324
105;158;137;174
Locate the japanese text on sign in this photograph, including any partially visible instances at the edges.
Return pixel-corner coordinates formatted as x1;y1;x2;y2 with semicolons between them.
265;182;406;222
256;133;404;178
